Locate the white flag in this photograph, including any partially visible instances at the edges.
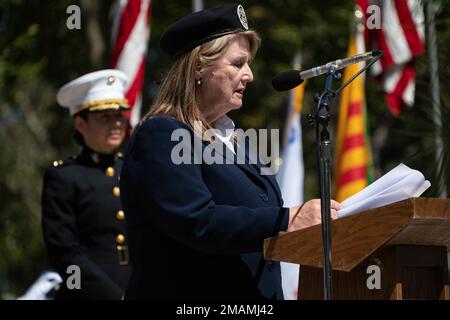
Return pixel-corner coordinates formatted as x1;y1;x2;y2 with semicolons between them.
276;79;305;300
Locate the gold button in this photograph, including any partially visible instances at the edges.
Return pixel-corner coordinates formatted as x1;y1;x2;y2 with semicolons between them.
115;234;125;245
106;167;115;177
53;160;59;167
116;210;125;221
113;186;120;197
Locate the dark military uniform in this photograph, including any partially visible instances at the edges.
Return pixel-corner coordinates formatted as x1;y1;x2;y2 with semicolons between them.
42;146;131;299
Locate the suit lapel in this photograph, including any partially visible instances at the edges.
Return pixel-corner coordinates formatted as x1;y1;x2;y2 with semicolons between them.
242;143;284;206
200;137;284;206
201;139;267;189
236;141;284;206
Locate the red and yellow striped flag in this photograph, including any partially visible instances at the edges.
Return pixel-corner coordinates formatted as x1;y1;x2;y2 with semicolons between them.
333;13;373;202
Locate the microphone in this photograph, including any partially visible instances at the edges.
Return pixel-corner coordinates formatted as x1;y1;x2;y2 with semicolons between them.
272;50;383;91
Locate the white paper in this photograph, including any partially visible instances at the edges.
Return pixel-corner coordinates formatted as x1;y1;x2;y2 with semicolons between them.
337;163;431;218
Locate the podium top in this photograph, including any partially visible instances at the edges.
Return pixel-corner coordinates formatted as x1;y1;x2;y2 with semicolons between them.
264;198;450;272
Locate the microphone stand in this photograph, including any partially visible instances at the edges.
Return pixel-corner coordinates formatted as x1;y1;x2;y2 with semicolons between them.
306;52;383;300
308;65;338;300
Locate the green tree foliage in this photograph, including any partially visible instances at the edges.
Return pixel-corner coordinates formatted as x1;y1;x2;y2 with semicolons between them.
0;0;112;296
370;1;450;197
0;0;448;297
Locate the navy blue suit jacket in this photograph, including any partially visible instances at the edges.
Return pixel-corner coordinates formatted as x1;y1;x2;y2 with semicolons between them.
120;115;289;300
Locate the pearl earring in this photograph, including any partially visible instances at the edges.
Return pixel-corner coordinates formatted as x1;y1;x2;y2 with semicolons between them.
196;78;202;85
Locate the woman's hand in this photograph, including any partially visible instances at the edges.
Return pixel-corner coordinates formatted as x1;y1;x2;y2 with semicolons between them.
287;199;342;232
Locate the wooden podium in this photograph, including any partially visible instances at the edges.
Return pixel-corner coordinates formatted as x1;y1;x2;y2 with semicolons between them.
264;198;450;300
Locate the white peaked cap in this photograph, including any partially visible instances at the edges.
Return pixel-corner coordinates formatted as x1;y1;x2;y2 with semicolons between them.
56;69;130;116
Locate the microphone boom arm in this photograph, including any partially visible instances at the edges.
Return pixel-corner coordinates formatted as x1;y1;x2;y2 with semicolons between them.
334;51;383;96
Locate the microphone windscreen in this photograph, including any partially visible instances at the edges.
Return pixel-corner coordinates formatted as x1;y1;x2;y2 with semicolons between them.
272;70;304;91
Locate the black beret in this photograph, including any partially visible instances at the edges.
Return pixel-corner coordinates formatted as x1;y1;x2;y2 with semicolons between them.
160;3;249;61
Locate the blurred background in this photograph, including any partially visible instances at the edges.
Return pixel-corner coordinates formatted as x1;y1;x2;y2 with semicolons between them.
0;0;448;298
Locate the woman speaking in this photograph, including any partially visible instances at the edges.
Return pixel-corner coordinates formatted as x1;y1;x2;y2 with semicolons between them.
120;3;341;300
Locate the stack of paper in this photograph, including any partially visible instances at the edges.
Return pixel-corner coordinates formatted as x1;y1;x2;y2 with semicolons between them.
337;163;431;218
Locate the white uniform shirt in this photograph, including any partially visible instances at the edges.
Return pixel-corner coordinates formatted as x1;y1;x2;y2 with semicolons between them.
213;115;235;154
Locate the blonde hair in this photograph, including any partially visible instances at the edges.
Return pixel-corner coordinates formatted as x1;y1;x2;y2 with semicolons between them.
140;31;261;138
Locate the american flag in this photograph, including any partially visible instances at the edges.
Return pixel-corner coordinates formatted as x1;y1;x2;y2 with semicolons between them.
359;0;425;116
111;0;152;127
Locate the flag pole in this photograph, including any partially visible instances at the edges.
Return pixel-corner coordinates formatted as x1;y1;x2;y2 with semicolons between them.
426;2;447;198
192;0;204;12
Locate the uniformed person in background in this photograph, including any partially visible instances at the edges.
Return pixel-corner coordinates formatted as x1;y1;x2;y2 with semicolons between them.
41;69;131;299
